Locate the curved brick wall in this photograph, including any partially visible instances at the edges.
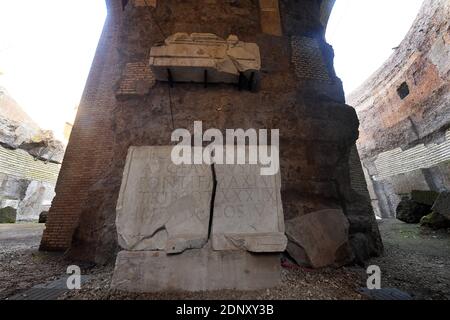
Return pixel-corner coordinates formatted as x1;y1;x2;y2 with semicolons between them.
348;0;450;218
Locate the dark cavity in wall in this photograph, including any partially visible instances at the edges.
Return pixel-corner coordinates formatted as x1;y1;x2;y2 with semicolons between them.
397;82;410;100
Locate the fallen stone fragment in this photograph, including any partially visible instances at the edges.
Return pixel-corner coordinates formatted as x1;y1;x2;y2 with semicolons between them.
396;198;431;224
285;209;353;268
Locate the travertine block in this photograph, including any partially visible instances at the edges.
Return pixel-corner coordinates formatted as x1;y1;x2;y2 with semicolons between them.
111;248;282;292
212;162;287;252
116;146;213;253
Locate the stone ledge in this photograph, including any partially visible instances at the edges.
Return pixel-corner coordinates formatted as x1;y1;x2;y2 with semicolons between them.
111;248;281;292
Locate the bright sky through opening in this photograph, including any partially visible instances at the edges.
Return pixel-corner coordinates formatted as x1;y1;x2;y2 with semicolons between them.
327;0;424;96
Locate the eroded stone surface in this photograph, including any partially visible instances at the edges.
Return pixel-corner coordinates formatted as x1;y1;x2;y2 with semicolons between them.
116;146;213;253
111;248;281;292
113;146;286;292
286;209;353;268
16;181;55;221
212;162;287;252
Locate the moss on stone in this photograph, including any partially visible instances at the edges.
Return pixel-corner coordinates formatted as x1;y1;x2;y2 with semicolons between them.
0;206;17;224
411;190;439;206
420;212;450;230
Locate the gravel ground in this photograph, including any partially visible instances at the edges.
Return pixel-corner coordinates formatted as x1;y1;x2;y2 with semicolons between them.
1;220;449;300
0;223;67;300
60;263;365;300
367;219;450;300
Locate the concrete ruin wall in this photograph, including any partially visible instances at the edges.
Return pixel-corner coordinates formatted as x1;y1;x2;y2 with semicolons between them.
41;0;382;264
348;0;450;218
0;87;63;221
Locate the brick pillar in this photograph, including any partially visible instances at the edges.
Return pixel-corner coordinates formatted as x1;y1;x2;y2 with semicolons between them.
40;0;122;252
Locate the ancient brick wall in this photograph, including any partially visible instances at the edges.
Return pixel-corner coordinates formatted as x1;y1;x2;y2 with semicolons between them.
40;1;122;252
348;0;450;218
41;0;382;263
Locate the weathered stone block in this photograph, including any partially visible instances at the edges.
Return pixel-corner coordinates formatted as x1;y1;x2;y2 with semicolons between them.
212;163;287;252
285;209;353;268
111;248;281;292
113;146;287;292
116;146;214;253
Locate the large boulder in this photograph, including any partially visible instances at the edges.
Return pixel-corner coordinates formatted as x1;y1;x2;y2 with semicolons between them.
396;198;431;224
432;191;450;220
0;87;65;163
0;206;17;223
285;209;353;268
420;212;450;230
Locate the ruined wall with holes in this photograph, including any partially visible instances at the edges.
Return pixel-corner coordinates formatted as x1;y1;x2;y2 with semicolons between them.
0;88;63;221
348;0;450;218
41;0;382;264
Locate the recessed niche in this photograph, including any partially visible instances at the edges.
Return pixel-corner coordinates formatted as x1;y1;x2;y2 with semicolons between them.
397;82;410;99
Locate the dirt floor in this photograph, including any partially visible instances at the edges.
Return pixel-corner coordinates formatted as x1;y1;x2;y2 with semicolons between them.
0;223;67;299
367;219;450;300
1;220;449;300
